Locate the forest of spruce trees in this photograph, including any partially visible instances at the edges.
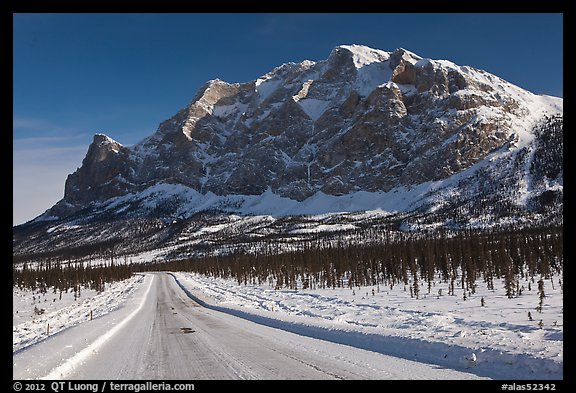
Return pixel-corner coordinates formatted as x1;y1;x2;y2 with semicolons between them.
13;225;563;307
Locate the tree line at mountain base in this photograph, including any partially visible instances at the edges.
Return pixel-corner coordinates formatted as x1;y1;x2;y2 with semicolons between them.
14;226;562;311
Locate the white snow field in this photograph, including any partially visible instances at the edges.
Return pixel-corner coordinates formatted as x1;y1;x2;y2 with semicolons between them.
174;271;563;380
14;273;492;380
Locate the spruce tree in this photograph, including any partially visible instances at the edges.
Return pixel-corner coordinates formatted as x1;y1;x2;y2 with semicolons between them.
537;278;545;313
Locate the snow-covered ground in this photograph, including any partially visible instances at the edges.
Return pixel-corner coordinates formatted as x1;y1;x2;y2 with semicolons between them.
14;273;486;380
13;270;562;380
13;275;145;353
173;271;563;380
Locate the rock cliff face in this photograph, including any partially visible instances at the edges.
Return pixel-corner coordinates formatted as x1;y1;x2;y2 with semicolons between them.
52;44;560;220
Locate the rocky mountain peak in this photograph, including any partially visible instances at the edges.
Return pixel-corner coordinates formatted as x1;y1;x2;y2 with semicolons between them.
43;44;562;224
62;133;130;206
89;133;124;162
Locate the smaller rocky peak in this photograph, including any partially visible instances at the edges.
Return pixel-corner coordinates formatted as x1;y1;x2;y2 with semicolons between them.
93;132;121;146
62;133;131;206
159;79;242;142
88;133;124;163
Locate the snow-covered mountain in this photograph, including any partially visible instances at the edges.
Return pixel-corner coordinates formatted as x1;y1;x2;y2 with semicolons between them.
13;44;563;259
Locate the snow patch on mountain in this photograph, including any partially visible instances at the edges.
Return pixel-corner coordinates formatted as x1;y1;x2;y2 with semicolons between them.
296;98;332;120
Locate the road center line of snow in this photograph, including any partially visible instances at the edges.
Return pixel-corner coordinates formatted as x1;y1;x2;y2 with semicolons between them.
40;274;154;380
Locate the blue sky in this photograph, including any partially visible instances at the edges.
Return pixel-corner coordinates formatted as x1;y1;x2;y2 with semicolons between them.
13;13;563;225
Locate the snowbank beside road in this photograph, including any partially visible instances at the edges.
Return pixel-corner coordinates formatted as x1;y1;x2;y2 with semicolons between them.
13;275;145;353
173;272;563;380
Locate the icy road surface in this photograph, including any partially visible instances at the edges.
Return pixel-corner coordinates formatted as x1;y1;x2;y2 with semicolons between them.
13;273;485;380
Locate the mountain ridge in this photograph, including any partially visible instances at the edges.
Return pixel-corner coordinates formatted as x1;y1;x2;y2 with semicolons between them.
57;45;562;209
13;44;563;260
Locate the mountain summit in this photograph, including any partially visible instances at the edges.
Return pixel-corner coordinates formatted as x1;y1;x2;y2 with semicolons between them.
14;44;563;258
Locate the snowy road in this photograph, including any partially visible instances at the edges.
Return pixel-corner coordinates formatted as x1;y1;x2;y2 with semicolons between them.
14;273;485;380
